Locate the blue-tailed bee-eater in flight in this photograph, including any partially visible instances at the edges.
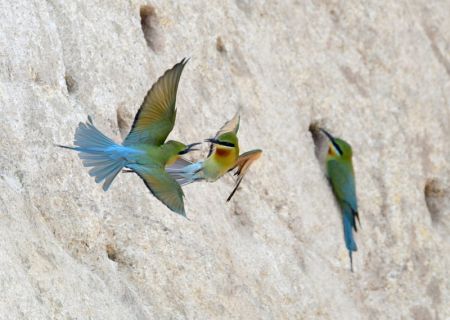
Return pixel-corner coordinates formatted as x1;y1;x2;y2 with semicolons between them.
167;113;262;201
59;58;199;217
321;128;360;272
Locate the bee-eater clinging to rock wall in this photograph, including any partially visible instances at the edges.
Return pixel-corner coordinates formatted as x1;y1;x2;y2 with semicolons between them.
321;128;360;272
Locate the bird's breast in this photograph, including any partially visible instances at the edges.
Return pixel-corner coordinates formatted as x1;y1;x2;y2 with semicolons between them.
215;148;232;157
214;146;238;166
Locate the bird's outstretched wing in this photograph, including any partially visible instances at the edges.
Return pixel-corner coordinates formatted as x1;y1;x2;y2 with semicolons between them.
207;112;240;157
327;160;359;231
226;149;262;201
134;167;187;217
124;58;189;146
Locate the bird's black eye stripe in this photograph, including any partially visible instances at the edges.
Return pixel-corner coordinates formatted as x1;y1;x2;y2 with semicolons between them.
178;148;191;155
217;141;235;148
319;128;343;156
332;140;343;155
206;138;235;148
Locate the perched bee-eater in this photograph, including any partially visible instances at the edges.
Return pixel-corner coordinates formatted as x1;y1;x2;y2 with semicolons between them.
321;128;360;272
59;58;199;217
167;113;262;201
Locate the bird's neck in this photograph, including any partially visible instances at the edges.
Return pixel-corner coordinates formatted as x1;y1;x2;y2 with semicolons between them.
158;143;180;166
212;146;238;166
165;154;180;167
201;146;238;182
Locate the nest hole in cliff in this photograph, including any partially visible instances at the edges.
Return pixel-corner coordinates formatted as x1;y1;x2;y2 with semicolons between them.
309;120;328;162
64;74;78;94
106;244;118;262
140;5;164;52
424;178;447;225
116;104;133;139
216;36;227;53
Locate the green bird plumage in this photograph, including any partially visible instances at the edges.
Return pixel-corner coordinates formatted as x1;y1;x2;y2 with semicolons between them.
167;113;262;201
59;58;199;217
321;128;360;272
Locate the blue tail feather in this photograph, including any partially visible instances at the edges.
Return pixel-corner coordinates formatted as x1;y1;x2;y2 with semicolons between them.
58;117;127;191
343;210;357;252
343;206;357;272
74;116;116;147
166;160;204;186
102;162;125;191
82;159;113;168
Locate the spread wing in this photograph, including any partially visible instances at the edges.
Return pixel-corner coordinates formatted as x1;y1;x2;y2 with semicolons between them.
327;160;360;230
134;167;187;217
226;149;262;201
124;58;188;146
207;112;240;157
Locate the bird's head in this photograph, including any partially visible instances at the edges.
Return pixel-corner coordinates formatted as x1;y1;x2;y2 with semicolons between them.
205;132;238;149
320;128;353;160
165;140;200;155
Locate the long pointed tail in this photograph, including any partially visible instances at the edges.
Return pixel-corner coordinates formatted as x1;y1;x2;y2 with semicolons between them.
58;116;126;191
166;158;204;186
343;206;357;272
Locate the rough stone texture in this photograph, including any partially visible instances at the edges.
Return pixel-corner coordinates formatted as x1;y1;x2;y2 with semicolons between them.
0;0;449;319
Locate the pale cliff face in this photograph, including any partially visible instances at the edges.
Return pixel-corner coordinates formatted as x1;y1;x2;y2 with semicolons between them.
0;1;449;319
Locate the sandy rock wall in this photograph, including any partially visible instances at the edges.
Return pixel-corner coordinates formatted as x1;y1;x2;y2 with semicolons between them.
0;0;449;319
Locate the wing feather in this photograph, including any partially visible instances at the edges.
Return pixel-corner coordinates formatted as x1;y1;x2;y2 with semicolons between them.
134;168;187;217
124;58;188;146
208;112;240;157
226;149;262;201
327;160;359;230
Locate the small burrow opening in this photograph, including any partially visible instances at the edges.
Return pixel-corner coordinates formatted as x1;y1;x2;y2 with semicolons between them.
65;74;77;93
424;179;447;225
140;5;163;52
116;105;133;139
106;244;118;262
216;36;227;53
329;9;339;24
309;120;327;161
231;203;254;235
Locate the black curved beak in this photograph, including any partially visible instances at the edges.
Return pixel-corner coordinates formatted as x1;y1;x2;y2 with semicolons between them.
205;138;235;148
320;128;342;155
179;142;201;155
205;138;218;144
320;128;336;143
